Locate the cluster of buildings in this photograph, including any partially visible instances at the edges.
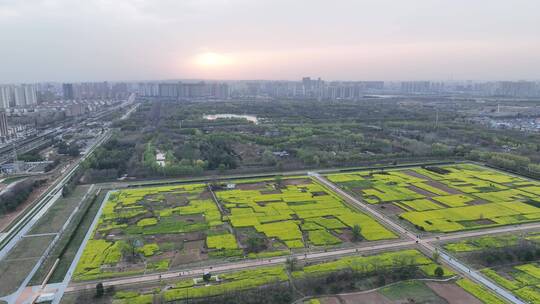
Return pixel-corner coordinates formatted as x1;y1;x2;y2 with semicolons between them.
1;79;540;111
399;80;540;97
0;84;38;109
0;82;130;110
240;78;385;100
62;82;130;100
235;78;540;100
137;81;229;100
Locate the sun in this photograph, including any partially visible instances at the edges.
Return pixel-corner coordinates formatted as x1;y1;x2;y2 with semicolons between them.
194;52;233;67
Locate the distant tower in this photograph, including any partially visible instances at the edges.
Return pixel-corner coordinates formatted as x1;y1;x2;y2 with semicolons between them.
497;104;500;113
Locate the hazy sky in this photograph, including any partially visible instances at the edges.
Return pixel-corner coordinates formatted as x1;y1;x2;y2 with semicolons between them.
1;0;539;83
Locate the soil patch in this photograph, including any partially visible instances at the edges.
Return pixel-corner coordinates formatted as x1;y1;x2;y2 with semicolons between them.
408;185;437;197
237;182;267;190
467;199;490;206
403;170;431;180
427;282;482;304
379;203;406;215
425;181;462;194
170;240;207;266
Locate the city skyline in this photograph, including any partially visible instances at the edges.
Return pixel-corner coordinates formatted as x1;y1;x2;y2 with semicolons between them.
1;0;540;83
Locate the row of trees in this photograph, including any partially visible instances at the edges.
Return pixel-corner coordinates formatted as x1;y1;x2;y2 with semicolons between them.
0;179;45;215
468;150;540;179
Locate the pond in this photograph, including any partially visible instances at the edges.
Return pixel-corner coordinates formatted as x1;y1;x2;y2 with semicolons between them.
203;114;258;124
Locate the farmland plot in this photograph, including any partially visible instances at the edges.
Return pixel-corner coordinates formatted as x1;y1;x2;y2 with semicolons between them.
327;163;540;232
74;177;396;281
215;177;396;252
74;184;235;281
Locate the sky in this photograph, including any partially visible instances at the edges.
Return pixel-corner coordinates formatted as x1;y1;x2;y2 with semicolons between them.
0;0;539;83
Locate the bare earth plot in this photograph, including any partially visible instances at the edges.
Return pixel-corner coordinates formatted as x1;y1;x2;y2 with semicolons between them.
326;163;540;233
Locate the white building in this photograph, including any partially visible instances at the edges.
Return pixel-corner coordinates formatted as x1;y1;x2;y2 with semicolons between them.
0;86;12;109
9;84;38;107
23;84;37;106
13;86;26;106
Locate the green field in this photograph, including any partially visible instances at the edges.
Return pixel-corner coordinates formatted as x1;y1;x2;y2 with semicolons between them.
73;176;396;281
327;163;540;232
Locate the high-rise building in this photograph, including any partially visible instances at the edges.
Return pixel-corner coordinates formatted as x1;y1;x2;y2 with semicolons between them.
9;84;38;107
0;86;12;109
63;83;75;100
13;86;26;106
138;83;159;97
158;83;179;98
497;81;538;97
0;111;8;139
23;84;37;106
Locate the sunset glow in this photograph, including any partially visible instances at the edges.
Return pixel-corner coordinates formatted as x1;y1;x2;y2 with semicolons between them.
194;52;234;68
